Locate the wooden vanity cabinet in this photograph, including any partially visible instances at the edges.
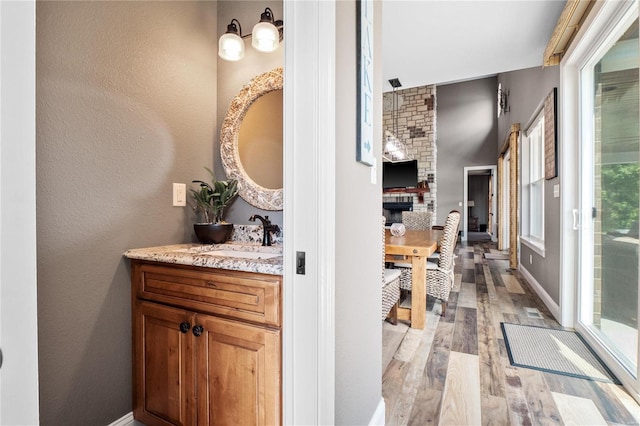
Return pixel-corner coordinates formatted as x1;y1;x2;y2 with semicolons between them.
131;260;282;426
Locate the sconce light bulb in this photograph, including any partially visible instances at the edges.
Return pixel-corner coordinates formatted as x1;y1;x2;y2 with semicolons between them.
219;32;245;61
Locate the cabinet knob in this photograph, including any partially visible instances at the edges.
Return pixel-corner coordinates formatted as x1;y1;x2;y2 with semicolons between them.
179;322;191;333
192;325;204;337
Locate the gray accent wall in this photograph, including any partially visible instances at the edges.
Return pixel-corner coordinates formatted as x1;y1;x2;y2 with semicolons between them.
436;77;499;224
498;66;561;305
216;1;283;227
36;2;217;424
335;1;384;423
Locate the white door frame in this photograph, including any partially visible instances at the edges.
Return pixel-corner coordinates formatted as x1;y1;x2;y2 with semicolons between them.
463;165;497;242
0;1;40;424
283;1;336;424
500;151;511;250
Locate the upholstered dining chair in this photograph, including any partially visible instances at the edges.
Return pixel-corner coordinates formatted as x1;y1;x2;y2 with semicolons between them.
427;210;460;262
397;210;461;316
401;211;433;230
382;216;401;324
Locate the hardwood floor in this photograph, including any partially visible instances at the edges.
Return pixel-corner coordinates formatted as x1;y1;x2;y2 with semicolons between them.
382;241;640;425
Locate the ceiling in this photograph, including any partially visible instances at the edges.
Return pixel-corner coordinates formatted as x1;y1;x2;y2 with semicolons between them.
382;0;567;91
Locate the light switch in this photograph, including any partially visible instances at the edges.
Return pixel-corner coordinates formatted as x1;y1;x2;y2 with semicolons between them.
553;184;560;198
173;183;186;206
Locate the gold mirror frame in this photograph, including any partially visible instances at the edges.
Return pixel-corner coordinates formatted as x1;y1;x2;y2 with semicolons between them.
220;67;283;211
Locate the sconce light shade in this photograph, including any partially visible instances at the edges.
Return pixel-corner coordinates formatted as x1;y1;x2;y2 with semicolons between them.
219;19;245;61
252;22;279;52
252;8;279;52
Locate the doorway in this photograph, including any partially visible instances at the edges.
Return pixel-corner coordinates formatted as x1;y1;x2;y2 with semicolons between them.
577;13;639;394
463;165;497;242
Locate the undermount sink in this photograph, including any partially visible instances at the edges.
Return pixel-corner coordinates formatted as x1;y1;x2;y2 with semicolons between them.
200;250;281;260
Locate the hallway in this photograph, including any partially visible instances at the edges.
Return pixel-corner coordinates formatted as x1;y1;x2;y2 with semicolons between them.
382;241;640;425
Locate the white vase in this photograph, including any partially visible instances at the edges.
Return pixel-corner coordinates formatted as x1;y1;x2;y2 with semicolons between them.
390;223;406;236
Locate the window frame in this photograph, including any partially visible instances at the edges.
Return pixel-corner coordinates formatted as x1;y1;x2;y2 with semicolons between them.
521;107;546;256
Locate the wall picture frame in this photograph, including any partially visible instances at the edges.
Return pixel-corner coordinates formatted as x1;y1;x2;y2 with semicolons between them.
544;88;558;179
356;0;374;166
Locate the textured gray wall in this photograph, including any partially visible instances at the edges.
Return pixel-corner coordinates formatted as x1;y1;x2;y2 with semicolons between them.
335;1;384;423
216;1;283;227
498;66;561;304
36;2;217;424
436;77;499;224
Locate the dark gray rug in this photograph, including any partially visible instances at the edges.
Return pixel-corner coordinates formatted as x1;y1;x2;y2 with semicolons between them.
501;322;619;383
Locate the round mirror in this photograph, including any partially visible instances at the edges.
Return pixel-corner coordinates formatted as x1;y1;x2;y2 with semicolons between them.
220;67;283;211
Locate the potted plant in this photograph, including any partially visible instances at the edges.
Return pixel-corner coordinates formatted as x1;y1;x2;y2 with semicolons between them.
191;167;239;244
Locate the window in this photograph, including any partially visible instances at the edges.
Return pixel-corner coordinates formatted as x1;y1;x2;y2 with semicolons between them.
522;109;545;251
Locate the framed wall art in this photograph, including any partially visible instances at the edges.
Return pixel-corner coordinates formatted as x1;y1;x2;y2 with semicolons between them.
544;88;558;179
356;0;374;166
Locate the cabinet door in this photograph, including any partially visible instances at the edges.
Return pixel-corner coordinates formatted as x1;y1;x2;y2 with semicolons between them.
134;301;196;426
195;314;281;426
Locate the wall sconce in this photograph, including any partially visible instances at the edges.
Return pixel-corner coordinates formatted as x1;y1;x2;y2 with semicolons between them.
218;7;284;62
497;83;509;117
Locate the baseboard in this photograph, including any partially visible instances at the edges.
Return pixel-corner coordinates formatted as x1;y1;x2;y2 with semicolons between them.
369;397;386;425
518;264;561;322
108;412;134;426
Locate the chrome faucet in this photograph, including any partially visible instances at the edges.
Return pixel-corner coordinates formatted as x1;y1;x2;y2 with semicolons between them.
249;214;280;246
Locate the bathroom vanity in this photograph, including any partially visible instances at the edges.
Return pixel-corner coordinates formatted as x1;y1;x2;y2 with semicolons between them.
125;243;283;426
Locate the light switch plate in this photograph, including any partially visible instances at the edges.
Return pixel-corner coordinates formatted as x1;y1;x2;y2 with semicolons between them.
173;183;186;206
553;184;560;198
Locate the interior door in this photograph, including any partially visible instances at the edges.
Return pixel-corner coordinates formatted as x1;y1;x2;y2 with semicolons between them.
488;171;494;235
576;11;639;392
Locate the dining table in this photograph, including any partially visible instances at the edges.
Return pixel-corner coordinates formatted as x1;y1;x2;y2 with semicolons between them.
385;228;440;329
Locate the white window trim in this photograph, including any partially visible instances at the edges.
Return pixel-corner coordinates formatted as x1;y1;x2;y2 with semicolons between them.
522;107;546;250
520;236;546;257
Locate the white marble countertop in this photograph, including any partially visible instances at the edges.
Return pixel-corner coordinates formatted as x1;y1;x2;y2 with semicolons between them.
124;242;283;275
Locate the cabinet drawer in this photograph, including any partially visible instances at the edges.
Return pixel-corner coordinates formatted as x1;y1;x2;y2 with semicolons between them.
132;261;281;327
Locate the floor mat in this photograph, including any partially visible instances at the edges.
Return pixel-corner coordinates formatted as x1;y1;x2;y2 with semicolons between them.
484;253;509;260
501;322;619;384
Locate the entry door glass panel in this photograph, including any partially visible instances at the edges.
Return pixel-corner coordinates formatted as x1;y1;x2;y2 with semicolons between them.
584;18;639;374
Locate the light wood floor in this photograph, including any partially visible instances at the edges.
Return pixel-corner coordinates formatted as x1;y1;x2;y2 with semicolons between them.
383;241;640;425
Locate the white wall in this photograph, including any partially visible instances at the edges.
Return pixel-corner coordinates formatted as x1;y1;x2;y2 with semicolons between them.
0;1;40;424
334;1;384;424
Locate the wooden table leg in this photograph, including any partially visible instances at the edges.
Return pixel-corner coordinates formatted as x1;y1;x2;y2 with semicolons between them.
410;255;426;329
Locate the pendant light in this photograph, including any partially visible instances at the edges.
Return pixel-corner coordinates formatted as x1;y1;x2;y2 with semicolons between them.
383;78;412;163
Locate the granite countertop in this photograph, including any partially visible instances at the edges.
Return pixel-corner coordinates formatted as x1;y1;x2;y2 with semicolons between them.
124;242;283;275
